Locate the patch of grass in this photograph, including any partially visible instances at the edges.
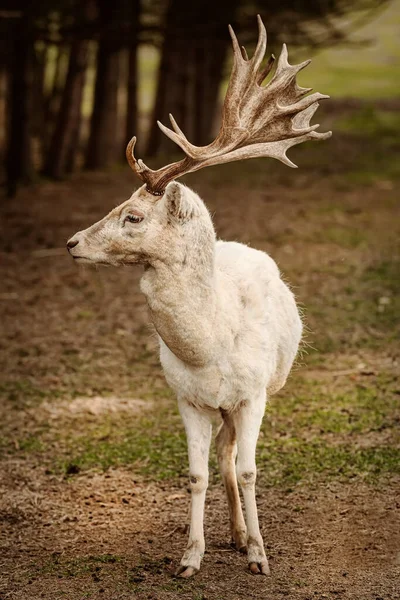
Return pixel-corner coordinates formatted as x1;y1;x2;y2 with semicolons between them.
258;443;400;487
362;259;399;294
18;435;45;453
336;107;400;137
305;256;400;353
49;369;399;488
38;554;122;578
0;380;48;407
273;377;398;435
59;405;194;480
89;554;121;564
332;106;400;184
255;372;400;486
312;225;368;248
297;1;400;99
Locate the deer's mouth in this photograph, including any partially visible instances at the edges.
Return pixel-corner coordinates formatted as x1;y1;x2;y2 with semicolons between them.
72;255;94;263
73;255;111;266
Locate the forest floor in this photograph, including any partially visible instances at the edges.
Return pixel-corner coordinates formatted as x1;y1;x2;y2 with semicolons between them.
0;102;399;600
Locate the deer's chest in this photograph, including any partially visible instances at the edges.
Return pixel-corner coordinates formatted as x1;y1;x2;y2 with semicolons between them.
159;339;266;411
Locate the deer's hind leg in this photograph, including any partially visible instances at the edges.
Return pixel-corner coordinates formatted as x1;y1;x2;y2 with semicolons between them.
216;410;247;552
233;396;270;575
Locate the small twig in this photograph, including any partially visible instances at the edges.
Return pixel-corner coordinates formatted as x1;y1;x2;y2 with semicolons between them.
330;368;362;376
331;368;376;377
162;525;181;539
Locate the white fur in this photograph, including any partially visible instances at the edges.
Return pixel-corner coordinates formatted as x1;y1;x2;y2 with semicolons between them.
67;182;302;577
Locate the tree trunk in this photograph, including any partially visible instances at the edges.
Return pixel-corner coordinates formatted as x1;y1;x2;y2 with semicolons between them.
145;35;169;156
124;46;138;152
5;16;34;196
85;0;126;170
44;40;88;178
123;0;140;156
43;45;70;152
64;93;84;174
85;41;120;169
146;0;240;157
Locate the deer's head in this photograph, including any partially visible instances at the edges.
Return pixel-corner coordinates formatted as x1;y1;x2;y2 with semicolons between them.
67;182;213;267
68;16;331;266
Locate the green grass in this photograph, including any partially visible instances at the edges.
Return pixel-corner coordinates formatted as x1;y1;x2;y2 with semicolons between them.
38;553;122;579
332;106;400;184
11;367;396;488
259;375;400;486
259;443;400;486
0;380;48;407
336;107;400;136
311;257;400;352
59;407;192;480
297;1;400;99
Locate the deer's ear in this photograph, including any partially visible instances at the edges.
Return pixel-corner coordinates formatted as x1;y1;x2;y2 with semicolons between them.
164;182;193;221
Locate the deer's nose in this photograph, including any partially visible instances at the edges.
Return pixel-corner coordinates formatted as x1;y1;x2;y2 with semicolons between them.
67;238;79;250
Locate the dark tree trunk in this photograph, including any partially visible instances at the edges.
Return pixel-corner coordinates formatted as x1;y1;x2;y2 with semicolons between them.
146;0;240;157
123;0;140;156
85;0;126;170
31;43;46;135
0;45;7;166
125;46;138;151
85;42;119;169
145;0;188;156
43;45;70;151
145;37;169;156
64;95;84;174
5;16;34;196
44;40;88;178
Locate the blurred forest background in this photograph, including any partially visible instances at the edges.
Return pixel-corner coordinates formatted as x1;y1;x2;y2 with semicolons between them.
1;1;399;599
0;0;396;195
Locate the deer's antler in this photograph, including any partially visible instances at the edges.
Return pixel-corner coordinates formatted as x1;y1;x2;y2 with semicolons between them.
126;15;332;196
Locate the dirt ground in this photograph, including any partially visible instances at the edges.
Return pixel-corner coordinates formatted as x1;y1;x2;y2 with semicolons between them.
0;103;399;599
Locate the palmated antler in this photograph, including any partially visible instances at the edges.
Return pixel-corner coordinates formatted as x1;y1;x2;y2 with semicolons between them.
126;15;332;196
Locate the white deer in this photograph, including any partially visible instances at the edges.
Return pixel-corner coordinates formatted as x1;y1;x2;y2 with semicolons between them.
67;17;330;578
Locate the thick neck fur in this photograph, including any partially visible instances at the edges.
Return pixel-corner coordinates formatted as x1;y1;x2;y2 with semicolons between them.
140;189;218;366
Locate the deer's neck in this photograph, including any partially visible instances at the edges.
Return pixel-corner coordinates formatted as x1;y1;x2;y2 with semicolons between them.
140;257;217;366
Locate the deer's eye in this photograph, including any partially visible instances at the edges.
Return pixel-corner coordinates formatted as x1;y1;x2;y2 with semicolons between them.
125;214;144;224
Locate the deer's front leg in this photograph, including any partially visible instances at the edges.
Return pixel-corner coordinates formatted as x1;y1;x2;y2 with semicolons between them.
233;398;270;575
175;399;212;578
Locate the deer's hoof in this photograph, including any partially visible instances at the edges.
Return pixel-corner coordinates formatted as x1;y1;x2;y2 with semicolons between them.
174;565;199;578
231;539;247;554
231;528;247;553
249;560;270;576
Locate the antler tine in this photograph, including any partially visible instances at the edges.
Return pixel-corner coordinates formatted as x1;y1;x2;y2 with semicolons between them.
257;54;275;85
126;136;141;176
280;91;330;116
228;24;243;61
157;120;195;156
126;136;166;195
126;137;152;179
276;43;289;69
252;14;267;70
168;113;187;137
